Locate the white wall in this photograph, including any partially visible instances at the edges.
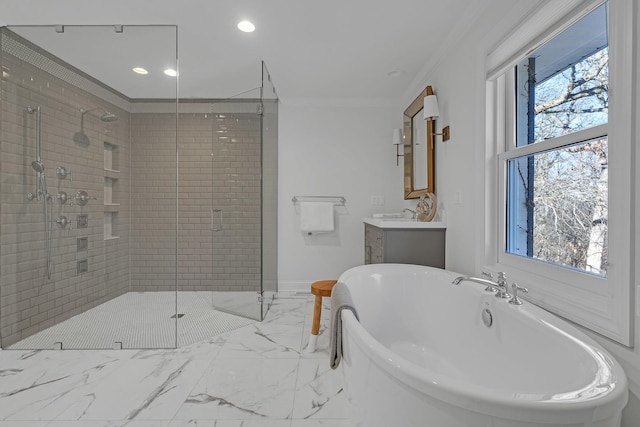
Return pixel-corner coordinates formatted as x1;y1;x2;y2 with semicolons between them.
402;0;640;425
277;102;403;290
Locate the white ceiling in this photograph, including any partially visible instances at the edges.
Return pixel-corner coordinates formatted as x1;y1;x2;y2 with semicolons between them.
1;0;517;102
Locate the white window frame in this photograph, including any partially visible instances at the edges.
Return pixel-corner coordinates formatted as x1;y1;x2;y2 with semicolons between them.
484;0;634;346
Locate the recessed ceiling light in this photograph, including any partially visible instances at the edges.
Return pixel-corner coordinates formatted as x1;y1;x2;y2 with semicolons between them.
132;67;148;75
237;20;255;33
164;68;177;77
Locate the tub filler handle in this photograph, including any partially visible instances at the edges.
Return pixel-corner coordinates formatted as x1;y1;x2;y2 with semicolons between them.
509;283;529;305
481;272;494;292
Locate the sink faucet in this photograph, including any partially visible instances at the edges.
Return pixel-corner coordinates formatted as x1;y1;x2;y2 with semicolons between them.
402;208;416;220
452;272;511;299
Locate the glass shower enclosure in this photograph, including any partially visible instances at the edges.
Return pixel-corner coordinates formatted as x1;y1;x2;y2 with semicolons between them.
0;25;277;349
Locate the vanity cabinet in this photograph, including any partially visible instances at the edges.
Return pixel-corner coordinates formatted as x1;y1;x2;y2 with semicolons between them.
364;222;445;268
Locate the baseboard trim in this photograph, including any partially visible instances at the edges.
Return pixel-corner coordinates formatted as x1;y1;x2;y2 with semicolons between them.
277;280;312;293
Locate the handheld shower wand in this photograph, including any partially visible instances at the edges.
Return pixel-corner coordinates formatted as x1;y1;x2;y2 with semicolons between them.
27;105;53;279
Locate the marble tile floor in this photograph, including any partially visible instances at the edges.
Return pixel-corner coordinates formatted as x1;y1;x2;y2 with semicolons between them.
0;293;353;427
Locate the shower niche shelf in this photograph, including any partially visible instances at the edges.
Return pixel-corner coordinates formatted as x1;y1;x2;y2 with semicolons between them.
103;177;120;206
104;212;119;240
104;142;120;240
104;142;119;171
104;169;120;178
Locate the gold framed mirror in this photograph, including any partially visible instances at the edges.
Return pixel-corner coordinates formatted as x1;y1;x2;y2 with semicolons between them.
403;85;435;199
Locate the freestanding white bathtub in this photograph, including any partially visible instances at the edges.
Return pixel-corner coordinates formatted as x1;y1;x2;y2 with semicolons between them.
337;264;628;427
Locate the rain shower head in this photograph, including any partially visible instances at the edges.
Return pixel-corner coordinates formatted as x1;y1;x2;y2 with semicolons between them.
31;160;45;173
80;107;118;122
100;111;118;122
74;107;118;146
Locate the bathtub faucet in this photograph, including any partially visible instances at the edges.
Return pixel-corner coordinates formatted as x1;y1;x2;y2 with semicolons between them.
402;208;416;220
452;272;511;299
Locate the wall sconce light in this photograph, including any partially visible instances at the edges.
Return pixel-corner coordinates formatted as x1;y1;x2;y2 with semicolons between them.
423;92;450;142
392;128;404;166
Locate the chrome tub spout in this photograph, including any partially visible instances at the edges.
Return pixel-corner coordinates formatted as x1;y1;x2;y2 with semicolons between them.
452;273;511;299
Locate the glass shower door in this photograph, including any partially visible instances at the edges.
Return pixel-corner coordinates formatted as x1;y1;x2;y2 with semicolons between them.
208;92;264;320
206;63;278;321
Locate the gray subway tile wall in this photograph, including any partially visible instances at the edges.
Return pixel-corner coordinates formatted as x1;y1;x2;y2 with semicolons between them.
0;36;131;347
130;113;261;293
130;113;177;293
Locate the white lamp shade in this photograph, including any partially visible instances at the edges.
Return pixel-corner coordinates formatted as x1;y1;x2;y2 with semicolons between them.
423;94;440;120
392;128;403;145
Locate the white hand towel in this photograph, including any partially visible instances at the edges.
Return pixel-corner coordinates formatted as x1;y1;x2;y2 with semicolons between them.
300;202;335;233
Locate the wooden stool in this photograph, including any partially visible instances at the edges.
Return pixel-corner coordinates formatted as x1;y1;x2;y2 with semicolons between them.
308;279;337;353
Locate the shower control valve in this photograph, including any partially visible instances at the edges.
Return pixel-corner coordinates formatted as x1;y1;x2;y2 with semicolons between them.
56;166;73;181
75;190;98;206
56;191;70;204
56;215;74;231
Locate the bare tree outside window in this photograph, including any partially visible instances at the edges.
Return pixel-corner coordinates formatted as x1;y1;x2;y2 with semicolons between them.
534;48;608;140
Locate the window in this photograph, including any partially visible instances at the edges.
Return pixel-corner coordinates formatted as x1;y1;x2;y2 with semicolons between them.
506;5;609;276
486;0;633;345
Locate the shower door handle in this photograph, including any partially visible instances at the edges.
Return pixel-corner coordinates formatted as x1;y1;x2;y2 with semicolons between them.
211;208;223;232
